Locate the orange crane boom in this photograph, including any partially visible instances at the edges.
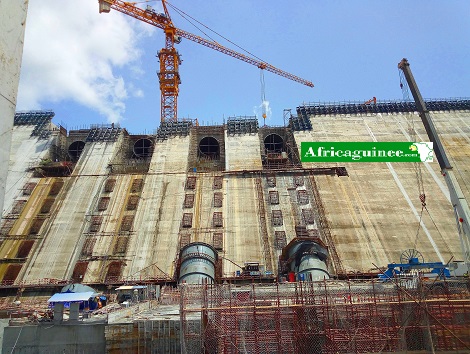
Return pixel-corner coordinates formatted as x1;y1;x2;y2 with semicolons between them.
99;0;313;122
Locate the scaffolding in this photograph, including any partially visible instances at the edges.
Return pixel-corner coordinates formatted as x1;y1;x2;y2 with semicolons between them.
180;278;470;354
86;124;121;142
156;120;194;140
226;116;259;135
297;98;470;117
289;114;312;131
14;110;55;138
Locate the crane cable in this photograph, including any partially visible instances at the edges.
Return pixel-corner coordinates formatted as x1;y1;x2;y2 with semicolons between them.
260;70;267;124
165;1;267;64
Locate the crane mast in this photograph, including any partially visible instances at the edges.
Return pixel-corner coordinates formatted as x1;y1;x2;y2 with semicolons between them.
398;58;470;271
98;0;313;123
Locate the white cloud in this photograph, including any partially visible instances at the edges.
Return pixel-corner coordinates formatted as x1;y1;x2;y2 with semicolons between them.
17;0;154;123
253;100;272;123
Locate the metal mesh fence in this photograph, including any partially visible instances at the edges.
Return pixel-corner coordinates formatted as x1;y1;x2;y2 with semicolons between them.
180;278;470;353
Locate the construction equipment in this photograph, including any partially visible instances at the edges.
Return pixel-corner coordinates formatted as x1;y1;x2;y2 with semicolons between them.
398;58;470;272
363;96;377;105
98;0;314;123
379;248;452;280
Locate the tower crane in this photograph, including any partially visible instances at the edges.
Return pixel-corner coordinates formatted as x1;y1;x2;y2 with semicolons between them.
398;58;470;272
98;0;314;123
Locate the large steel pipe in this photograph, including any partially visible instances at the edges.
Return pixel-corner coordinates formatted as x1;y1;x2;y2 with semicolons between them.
287;239;329;281
178;242;218;284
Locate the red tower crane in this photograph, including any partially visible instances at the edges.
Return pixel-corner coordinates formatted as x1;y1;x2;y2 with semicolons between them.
98;0;314;122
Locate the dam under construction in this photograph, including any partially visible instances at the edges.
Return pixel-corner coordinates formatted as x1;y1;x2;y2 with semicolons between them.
0;99;469;352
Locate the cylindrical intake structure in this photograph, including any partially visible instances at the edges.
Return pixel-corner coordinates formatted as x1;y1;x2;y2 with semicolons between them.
68;140;85;160
178;242;218;284
285;238;329;281
133;138;153;158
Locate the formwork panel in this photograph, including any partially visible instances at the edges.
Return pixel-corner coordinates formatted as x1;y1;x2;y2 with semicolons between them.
126;195;139;210
40;198;55;214
213;233;223;250
213;212;223;228
213;176;223;189
104;179;116;193
29;218;45;234
130;178;143;193
293;175;304;187
11;200;27;214
183;194;194;208
89;216;103;233
185;176;196;190
81;238;96;257
105;261;122;283
1;264;23;284
0;219;15;236
120;215;134;232
297;190;309;205
213;192;223;208
301;208;315;225
268;191;279;205
272;210;283;226
113;237;129;255
16;240;35;258
71;262;88;282
97;197;110;211
22;182;37;196
48;180;64;195
182;213;193;228
266;175;276;187
274;231;287;249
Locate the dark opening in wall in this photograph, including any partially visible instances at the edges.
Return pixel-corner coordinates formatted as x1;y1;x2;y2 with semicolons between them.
264;134;283;153
106;261;122;283
113;237;129;255
16;240;35;258
133;138;153;158
81;238;96;257
2;264;23;284
72;262;88;283
199;136;220;159
68;141;85;160
29;218;45;234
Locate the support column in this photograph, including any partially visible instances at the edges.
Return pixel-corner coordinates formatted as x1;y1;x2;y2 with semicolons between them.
0;0;29;216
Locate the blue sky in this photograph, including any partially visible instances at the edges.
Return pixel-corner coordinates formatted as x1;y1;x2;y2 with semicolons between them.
17;1;470;134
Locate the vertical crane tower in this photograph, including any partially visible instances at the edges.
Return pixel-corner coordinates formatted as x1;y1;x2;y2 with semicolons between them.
98;0;313;123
